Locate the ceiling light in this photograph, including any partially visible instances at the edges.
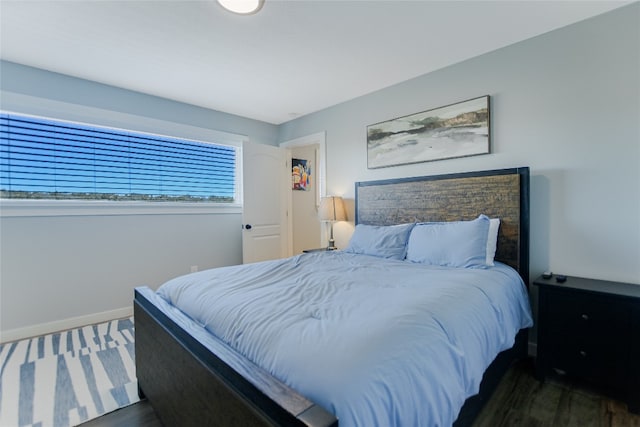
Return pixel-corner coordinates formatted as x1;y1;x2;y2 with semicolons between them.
217;0;264;15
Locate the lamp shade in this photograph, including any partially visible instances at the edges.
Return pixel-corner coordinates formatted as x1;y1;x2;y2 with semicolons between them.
318;196;346;222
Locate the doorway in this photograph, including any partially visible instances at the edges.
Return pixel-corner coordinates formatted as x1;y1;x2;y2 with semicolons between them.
280;132;326;254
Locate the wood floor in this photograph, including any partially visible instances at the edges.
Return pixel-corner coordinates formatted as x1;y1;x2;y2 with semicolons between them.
78;399;160;427
473;358;640;427
82;358;640;427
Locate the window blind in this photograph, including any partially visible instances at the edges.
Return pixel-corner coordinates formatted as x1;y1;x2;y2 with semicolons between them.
0;113;237;202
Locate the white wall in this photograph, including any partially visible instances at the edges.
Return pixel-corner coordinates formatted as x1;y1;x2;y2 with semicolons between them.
279;4;640;286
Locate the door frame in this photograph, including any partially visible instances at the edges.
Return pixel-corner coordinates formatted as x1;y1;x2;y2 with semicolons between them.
280;131;327;203
279;132;327;249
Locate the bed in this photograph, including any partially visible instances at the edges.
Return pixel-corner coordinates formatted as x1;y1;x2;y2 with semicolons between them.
134;166;531;426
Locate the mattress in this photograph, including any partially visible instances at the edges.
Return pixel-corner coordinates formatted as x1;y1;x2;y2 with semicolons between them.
152;251;533;426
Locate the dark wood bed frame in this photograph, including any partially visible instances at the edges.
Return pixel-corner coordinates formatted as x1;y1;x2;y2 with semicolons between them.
134;166;530;427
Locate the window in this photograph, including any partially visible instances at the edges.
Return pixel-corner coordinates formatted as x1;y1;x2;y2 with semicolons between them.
0;113;238;203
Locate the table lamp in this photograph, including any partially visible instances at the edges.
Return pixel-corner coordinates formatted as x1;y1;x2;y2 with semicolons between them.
318;196;346;250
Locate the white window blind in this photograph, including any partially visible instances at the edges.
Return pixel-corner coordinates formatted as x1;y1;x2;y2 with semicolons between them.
0;113;237;202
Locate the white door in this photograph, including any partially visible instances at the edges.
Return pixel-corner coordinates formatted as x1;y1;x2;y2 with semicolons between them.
242;141;291;264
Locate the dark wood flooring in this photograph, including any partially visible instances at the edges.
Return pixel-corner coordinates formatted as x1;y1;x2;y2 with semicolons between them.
82;358;640;427
473;358;640;427
79;399;160;427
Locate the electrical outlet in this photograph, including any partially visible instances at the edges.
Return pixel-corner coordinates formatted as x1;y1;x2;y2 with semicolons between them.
190;265;198;273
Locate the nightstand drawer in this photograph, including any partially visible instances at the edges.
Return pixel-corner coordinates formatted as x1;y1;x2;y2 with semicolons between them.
547;333;628;387
545;289;631;337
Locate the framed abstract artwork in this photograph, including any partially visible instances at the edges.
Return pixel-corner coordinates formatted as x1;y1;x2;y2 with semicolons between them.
291;158;310;191
367;96;490;168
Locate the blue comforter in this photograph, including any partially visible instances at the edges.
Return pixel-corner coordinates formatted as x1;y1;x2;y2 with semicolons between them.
156;252;533;426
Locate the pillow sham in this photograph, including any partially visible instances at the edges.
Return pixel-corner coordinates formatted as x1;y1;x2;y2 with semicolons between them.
344;223;415;260
406;215;490;268
486;218;500;266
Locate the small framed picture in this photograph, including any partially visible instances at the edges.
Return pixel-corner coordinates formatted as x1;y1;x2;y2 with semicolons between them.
292;158;311;191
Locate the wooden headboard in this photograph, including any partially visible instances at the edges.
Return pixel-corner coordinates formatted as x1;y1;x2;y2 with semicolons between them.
355;167;529;281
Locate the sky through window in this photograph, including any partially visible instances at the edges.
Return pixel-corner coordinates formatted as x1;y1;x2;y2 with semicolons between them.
0;113;237;202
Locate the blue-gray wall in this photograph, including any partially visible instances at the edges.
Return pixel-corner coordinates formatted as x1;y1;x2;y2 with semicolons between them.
0;61;280;146
0;62;280;338
1;4;638;339
279;3;640;286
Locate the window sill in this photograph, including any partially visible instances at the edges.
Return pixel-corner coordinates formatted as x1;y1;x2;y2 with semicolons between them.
0;199;242;217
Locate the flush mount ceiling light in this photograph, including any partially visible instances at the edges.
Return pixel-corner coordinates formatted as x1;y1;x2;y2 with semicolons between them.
217;0;264;15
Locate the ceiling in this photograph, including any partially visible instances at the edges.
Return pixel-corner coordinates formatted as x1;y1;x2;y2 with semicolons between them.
0;1;630;125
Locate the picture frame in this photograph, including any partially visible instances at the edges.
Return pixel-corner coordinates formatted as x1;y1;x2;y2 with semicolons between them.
366;95;490;169
291;158;311;191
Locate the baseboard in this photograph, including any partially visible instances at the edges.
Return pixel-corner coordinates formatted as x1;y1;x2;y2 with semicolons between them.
0;306;133;343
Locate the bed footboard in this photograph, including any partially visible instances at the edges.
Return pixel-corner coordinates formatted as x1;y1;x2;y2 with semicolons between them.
134;288;338;427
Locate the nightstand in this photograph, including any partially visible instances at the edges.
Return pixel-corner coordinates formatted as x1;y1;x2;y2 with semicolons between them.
302;248;336;253
534;274;640;413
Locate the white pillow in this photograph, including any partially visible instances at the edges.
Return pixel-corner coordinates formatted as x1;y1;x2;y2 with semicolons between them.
486;218;500;266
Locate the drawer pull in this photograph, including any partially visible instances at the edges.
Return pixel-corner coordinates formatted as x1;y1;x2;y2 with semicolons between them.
581;314;589;320
579;350;587;358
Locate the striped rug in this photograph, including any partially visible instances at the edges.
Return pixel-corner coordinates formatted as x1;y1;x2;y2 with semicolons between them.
0;318;139;427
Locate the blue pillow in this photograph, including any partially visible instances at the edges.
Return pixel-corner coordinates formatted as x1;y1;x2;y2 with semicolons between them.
344;223;415;260
406;215;490;268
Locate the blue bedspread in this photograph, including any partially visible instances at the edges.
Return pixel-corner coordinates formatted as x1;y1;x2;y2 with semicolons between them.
156;252;533;426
